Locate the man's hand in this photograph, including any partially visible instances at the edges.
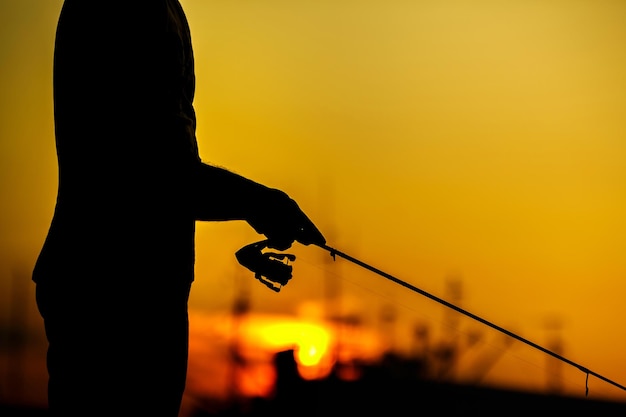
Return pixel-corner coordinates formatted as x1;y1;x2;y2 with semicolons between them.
247;188;326;250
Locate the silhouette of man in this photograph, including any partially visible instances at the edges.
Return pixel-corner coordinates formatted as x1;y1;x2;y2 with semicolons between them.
33;1;325;416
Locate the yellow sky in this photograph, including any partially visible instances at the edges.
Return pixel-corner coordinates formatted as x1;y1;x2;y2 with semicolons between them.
1;0;625;403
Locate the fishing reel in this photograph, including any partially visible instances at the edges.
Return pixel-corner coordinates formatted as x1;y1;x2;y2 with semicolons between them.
235;240;296;292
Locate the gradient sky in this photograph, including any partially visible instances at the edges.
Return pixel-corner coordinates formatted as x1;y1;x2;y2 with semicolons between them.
1;0;625;402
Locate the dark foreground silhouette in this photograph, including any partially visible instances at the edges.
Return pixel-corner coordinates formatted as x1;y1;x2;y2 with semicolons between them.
190;349;626;417
33;1;324;416
3;348;626;416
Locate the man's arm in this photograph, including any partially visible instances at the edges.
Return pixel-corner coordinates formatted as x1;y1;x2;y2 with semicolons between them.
191;162;326;250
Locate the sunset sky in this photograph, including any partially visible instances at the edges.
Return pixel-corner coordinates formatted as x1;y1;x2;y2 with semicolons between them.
1;0;625;404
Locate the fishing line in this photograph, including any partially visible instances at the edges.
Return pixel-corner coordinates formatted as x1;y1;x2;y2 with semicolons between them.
235;238;625;396
314;243;626;396
295;246;617;399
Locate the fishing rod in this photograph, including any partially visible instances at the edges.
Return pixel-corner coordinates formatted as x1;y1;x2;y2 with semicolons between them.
235;239;626;396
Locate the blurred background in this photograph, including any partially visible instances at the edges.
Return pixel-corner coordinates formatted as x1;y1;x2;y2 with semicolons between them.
1;0;626;414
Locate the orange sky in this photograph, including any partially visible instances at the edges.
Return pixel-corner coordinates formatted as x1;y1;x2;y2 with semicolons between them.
1;0;625;404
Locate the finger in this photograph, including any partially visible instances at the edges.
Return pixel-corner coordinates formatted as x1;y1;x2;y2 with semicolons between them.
266;237;294;251
296;218;326;246
297;228;326;246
